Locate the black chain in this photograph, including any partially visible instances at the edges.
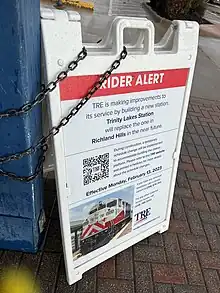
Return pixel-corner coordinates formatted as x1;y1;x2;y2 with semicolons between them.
0;47;128;182
0;47;87;119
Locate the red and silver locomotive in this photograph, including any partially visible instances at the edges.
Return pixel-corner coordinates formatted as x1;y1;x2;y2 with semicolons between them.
80;198;131;254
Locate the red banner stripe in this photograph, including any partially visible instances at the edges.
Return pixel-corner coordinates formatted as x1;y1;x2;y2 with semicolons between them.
60;68;189;101
94;221;105;229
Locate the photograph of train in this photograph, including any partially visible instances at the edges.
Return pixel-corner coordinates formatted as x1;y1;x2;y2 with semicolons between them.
69;186;134;259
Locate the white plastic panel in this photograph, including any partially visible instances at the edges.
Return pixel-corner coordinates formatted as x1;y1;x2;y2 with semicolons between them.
41;8;199;285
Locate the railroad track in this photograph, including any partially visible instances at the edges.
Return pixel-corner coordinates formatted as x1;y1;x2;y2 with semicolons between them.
206;3;220;14
204;9;220;24
203;3;220;24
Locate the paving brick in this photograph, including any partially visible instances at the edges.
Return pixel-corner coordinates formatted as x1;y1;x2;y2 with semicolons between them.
184;124;189;133
202;159;220;168
212;116;220;124
191;158;206;173
173;285;207;293
188;111;202;119
194;124;205;135
215;192;220;203
152;264;187;284
56;258;76;293
186;171;208;182
116;248;133;279
20;252;42;276
211;127;220;138
189;181;205;201
183;133;193;144
201;182;220;193
190;99;204;106
209;122;220;128
182;250;204;286
211;105;220;112
169;220;190;234
77;268;97;293
186;122;197;134
148;233;164;247
134;262;153;293
178;234;210;251
201;109;211;118
98;257;115;279
200;136;212;147
188;104;194;111
181;143;189;156
209;137;220;149
196;102;214;108
203;125;214;137
195;145;209;159
179;163;195;172
215;167;220;180
204;192;220;212
200;211;220;225
186;210;205;236
181;156;192;164
191;134;203;146
37;252;61;293
185;144;199;157
190;100;202;106
163;233;182;265
205;146;218;160
203;269;220;293
214;148;220;159
0;251;22;275
204;224;220;252
97;279;134;293
177;171;190;189
182;198;209;212
133;245;166;263
175;188;192;198
172;198;186;221
186;117;192;124
199;117;214;124
200;121;208;127
199;252;220;269
139;238;148;245
192;104;202;113
205;167;220;183
199;105;216;112
155;283;173;293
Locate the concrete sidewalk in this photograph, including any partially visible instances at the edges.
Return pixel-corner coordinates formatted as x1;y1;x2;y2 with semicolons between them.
191;37;220;101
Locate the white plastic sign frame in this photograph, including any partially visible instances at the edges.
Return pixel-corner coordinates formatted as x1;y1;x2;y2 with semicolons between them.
41;8;199;285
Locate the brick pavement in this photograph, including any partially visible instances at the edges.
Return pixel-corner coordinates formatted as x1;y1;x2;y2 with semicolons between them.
1;97;220;293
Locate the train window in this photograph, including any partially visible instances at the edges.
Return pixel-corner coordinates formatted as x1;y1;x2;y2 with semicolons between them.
118;199;122;207
107;200;117;207
98;202;106;210
89;208;97;215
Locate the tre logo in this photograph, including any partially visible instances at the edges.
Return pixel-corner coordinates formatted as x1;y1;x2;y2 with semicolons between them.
134;208;151;223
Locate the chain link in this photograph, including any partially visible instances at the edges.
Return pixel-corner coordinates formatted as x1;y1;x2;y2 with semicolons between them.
0;47;128;181
0;47;87;119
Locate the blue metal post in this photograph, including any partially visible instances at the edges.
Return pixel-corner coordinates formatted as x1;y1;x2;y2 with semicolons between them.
0;0;44;252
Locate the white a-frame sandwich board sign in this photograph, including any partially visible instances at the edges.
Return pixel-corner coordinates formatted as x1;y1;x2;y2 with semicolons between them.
41;8;199;285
